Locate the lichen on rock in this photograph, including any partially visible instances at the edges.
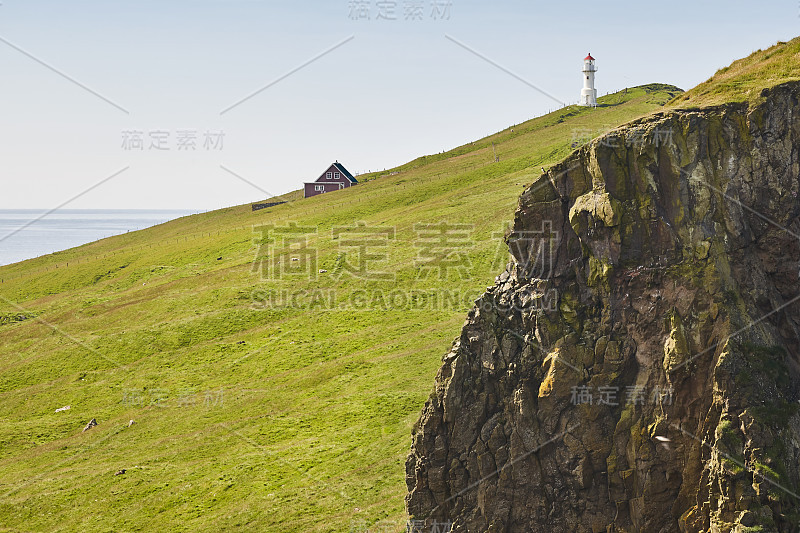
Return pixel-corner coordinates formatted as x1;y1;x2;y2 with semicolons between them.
406;81;800;532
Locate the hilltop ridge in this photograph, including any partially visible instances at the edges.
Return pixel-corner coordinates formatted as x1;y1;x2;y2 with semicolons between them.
668;36;800;109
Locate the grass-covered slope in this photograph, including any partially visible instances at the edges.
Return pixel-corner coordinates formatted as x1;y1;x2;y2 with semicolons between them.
0;85;679;532
668;36;800;109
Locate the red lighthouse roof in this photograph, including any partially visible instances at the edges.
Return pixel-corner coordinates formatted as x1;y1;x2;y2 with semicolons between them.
584;53;595;61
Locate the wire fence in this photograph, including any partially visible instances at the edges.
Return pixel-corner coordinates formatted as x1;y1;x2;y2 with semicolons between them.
0;159;517;286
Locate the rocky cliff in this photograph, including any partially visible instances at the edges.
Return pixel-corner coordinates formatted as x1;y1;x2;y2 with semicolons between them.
406;82;800;532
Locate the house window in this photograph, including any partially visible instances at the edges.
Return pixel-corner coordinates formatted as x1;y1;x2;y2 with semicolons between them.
339;183;345;189
326;172;332;179
315;185;325;191
334;172;340;179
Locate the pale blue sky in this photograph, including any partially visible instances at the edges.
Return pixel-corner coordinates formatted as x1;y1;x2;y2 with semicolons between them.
0;0;797;209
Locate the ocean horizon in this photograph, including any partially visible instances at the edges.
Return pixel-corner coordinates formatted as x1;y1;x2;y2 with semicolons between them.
0;209;200;267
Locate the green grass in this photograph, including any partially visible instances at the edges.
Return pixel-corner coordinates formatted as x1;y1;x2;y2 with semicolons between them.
752;461;781;482
3;33;800;528
668;37;800;109
0;313;34;326
0;85;679;532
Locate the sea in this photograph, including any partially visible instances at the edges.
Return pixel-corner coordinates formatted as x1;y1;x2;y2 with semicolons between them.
0;210;200;267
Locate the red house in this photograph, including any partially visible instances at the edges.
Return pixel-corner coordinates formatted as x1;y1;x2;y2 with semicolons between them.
304;162;357;198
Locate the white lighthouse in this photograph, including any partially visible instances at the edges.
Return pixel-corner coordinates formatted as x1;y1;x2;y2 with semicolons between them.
580;53;597;107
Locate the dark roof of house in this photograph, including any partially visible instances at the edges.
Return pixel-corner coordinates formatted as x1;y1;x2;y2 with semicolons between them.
332;162;357;183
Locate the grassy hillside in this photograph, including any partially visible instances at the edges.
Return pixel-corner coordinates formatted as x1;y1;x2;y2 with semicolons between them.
668;36;800;109
0;84;679;532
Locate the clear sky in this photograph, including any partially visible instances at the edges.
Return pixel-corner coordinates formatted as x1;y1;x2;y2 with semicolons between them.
0;0;797;210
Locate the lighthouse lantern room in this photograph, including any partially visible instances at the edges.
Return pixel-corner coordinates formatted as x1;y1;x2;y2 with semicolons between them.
580;53;597;107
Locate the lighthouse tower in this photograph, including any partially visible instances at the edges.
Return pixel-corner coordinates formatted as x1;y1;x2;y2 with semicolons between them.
580;53;597;107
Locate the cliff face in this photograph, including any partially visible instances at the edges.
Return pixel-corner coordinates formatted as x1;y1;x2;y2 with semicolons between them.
406;82;800;532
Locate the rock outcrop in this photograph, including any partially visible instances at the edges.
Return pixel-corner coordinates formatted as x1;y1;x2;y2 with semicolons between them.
83;418;97;432
406;82;800;532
